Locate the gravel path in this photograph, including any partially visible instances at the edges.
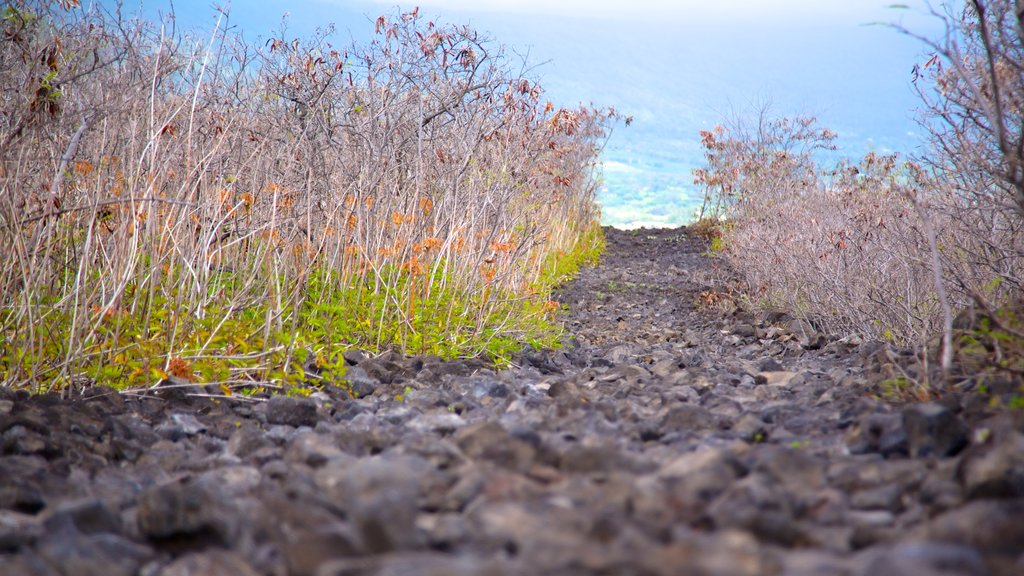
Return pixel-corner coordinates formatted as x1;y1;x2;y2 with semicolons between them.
1;226;1022;576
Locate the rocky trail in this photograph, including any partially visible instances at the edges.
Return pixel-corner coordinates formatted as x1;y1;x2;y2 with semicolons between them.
1;226;1023;576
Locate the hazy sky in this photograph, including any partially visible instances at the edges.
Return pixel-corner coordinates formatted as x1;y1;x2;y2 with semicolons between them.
122;0;949;155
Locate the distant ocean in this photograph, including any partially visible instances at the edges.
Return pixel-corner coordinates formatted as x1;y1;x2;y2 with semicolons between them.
597;135;704;229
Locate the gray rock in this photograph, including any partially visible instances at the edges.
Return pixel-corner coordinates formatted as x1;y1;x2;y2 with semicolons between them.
0;553;60;576
758;358;785;372
343;365;378;398
860;542;987;576
758;371;805;388
315;552;514;576
286;430;350;467
782;550;854;576
911;499;1024;557
37;532;153;576
315;455;426;554
226;427;275;459
405;412;467;434
903;403;968;458
135;481;232;546
661;403;720;432
170;413;207;435
851;483;905;513
749;444;826;492
265;395;318;427
658;449;746;517
957;430;1024;499
846;412;908;457
0;510;41;552
558;442;646;474
707;473;804;547
157;549;261;576
454;421;536;471
195;466;262;497
284;523;362;576
732;413;769;442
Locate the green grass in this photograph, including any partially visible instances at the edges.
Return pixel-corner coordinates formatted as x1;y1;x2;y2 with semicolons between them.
0;227;603;393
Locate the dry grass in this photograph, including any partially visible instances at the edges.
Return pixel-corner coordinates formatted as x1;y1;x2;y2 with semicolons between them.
697;111;1022;349
0;1;617;390
697;1;1024;395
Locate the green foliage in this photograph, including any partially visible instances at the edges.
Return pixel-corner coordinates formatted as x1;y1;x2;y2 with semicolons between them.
0;228;603;391
880;376;914;401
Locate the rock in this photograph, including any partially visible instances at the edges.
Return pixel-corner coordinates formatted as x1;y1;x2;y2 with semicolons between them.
158;549;261;576
41;499;122;535
167;413;207;437
265;395;318;427
2;226;1019;575
344;365;378;398
732;323;762;339
36;532;153;576
957;430;1024;499
286;431;350;468
903;403;968;458
661;403;720;432
316;552;514;576
226;427;275;459
801;334;828;350
0;510;41;552
135;481;233;548
453;421;536;471
748;444;826;491
683;528;783;576
782;551;853;576
919;475;963;515
658;449;746;518
547;379;584;401
284;523;362;576
315;455;425;553
0;553;60;576
406;412;467;435
860;542;987;576
911;499;1024;557
195;466;262;496
732;413;769;442
557;442;647;474
850;483;905;513
757;371;805;388
846;412;908;457
707;473;804;547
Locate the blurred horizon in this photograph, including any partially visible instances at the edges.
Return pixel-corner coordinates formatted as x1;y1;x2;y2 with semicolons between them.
115;0;947;228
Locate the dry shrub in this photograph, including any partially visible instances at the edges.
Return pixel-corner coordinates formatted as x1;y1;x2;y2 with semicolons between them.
697;111;1022;346
697;0;1024;364
0;1;617;388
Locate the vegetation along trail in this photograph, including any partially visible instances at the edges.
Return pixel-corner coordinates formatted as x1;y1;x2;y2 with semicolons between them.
3;0;1024;574
2;225;1022;575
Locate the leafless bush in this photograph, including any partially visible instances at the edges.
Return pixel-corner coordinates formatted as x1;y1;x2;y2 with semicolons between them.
697;1;1024;364
0;1;614;388
901;0;1024;297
